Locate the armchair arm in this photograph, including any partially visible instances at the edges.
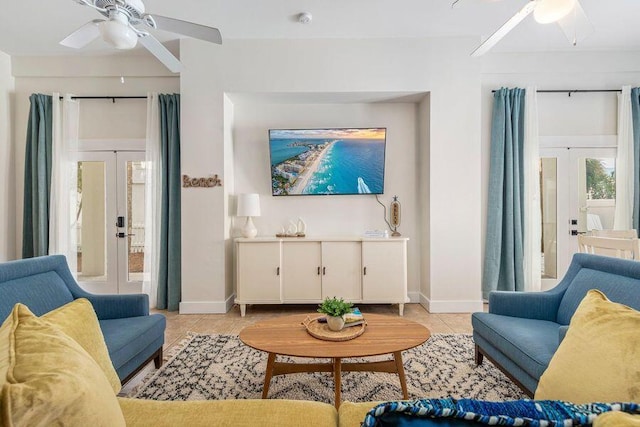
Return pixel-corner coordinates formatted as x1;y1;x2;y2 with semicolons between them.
488;290;563;322
558;325;569;344
82;294;150;320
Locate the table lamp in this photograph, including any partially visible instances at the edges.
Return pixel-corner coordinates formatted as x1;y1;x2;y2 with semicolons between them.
237;193;261;238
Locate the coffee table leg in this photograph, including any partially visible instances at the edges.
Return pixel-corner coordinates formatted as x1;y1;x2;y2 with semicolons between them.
333;357;342;408
393;351;408;399
262;352;276;399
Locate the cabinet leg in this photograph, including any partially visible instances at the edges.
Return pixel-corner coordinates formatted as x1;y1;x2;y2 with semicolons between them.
398;303;405;316
240;304;246;317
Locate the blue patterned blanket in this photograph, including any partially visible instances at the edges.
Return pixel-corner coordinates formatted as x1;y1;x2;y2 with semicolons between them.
362;399;640;427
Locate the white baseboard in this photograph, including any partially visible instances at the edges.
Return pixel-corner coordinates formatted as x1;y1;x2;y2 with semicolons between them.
179;294;235;314
407;291;420;303
419;293;483;313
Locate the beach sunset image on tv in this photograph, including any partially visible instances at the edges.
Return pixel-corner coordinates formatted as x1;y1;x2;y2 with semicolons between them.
269;128;386;196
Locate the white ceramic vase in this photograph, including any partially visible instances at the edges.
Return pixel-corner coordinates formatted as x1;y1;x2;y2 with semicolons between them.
326;315;345;332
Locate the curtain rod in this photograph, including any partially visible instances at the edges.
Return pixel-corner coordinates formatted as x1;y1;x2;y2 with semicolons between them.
491;89;622;97
58;95;147;103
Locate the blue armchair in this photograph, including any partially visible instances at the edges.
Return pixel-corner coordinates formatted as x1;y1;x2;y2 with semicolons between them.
0;255;166;384
472;253;640;396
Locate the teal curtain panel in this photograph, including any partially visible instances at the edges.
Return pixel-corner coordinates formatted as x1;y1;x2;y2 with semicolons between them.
157;94;182;311
22;94;53;259
482;88;526;299
631;88;640;235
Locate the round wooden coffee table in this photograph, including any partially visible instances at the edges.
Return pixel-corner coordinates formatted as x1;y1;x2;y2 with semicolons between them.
239;313;430;408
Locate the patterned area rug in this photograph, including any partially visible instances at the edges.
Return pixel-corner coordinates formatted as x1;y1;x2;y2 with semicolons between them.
132;334;526;403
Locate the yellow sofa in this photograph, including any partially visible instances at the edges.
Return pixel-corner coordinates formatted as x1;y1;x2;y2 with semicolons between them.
2;296;637;427
0;299;377;427
117;397;375;427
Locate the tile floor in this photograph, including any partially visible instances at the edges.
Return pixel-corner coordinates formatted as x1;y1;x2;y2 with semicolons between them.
157;303;476;353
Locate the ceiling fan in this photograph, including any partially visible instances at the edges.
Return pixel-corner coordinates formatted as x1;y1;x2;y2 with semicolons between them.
60;0;222;73
471;0;594;57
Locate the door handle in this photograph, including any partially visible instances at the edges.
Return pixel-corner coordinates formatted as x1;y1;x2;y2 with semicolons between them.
570;230;587;236
116;232;135;238
363;267;367;275
276;267;280;276
322;267;326;275
317;266;320;275
116;216;125;228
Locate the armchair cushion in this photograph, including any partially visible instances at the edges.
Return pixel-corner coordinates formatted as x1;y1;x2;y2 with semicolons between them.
556;268;640;325
535;290;640;403
42;298;121;393
100;314;166;374
0;304;125;427
0;270;74;319
471;313;559;381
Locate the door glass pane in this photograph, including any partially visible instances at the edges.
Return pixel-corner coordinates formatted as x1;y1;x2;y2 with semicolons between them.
77;161;107;282
578;157;616;233
127;161;146;282
540;158;557;279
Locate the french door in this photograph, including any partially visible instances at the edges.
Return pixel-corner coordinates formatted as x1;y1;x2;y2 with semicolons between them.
76;151;146;294
539;147;617;289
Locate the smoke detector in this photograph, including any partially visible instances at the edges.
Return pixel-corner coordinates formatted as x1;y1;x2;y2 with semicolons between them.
298;12;312;24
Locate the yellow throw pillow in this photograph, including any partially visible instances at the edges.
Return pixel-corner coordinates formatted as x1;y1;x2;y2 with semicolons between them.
0;304;126;427
594;412;640;427
535;289;640;403
42;298;121;393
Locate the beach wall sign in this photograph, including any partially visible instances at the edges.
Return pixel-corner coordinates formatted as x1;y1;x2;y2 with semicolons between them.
182;174;223;188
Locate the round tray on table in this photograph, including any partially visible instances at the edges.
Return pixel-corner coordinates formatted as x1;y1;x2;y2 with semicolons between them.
301;316;366;342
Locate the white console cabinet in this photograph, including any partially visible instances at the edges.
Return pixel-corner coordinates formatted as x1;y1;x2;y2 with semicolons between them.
235;237;408;316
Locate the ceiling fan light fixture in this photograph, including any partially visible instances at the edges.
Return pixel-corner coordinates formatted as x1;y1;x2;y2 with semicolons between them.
99;15;138;49
534;0;577;24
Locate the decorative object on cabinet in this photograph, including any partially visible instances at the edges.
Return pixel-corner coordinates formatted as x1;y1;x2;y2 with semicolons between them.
297;218;307;237
286;219;298;237
375;194;401;237
236;193;261;238
390;196;401;237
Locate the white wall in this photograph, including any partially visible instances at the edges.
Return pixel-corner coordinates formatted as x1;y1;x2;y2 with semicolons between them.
0;51;15;261
480;51;640;285
12;55;179;256
180;37;483;313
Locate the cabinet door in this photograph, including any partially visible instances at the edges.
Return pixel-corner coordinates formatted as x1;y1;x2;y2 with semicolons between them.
236;242;281;302
362;241;407;302
282;242;322;301
321;242;362;301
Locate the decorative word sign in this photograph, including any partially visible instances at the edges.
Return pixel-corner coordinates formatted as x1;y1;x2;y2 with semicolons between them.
182;174;223;188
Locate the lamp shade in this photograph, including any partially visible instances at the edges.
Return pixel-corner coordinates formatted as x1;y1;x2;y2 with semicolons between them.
99;16;138;49
237;193;261;217
533;0;576;24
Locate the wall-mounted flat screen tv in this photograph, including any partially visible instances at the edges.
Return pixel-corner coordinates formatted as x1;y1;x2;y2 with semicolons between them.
269;128;386;196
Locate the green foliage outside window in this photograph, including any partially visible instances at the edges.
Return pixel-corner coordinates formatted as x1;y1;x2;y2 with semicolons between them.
585;158;615;200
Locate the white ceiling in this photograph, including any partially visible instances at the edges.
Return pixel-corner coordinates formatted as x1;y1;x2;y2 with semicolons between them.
1;0;638;57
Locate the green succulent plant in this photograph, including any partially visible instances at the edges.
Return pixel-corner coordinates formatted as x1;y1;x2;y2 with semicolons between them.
317;297;353;317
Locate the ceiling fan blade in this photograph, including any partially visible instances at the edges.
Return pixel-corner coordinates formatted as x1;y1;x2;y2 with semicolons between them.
60;19;104;48
138;34;183;73
471;1;537;57
557;0;594;46
149;15;222;44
